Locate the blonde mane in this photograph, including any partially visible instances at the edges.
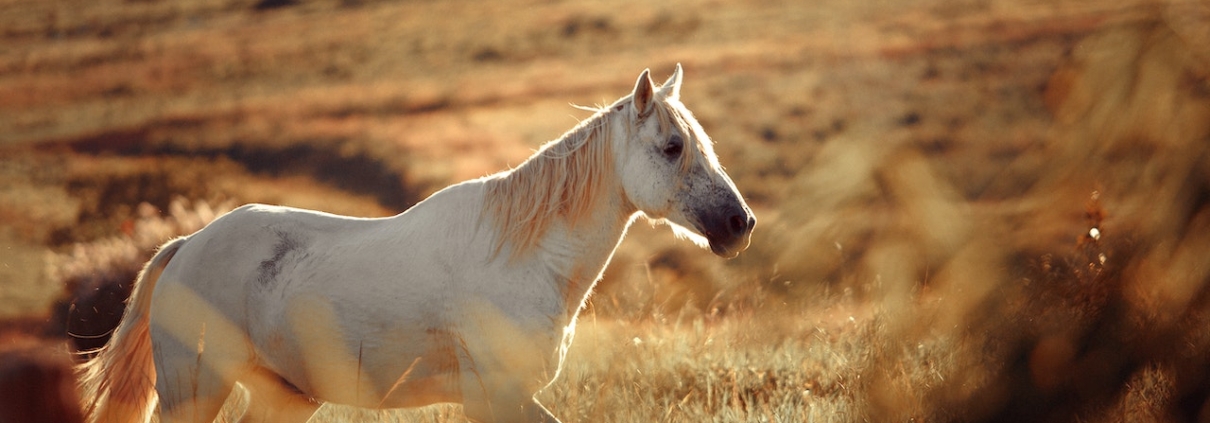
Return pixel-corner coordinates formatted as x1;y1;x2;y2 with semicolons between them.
482;94;711;258
483;104;619;258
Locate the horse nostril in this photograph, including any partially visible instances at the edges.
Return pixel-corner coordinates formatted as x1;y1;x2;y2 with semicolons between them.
728;214;748;235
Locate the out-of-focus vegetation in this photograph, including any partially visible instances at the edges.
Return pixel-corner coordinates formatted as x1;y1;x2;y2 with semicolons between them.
1;0;1208;421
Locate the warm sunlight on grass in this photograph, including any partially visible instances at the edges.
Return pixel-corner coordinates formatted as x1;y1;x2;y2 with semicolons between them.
2;0;1208;421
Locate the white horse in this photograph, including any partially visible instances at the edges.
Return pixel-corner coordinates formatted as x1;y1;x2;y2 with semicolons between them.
77;64;755;423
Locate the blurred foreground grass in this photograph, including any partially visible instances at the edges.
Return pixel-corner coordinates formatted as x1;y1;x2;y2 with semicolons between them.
2;0;1209;421
282;308;879;422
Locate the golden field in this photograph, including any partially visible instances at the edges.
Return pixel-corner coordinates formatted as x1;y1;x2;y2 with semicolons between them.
1;0;1209;421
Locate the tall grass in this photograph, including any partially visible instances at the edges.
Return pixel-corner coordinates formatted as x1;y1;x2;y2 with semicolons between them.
7;1;1209;421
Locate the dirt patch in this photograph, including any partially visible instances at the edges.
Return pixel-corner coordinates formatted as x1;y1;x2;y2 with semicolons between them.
45;114;420;213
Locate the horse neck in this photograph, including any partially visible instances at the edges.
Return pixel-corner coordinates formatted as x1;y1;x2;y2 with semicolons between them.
534;178;635;320
484;107;625;254
485;111;636;317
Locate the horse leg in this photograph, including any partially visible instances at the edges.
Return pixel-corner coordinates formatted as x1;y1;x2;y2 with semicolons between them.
150;301;255;423
522;399;561;423
463;395;561;423
460;373;561;423
151;330;239;423
236;368;320;423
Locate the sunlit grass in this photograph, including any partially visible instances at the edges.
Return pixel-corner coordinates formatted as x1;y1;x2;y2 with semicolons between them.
2;0;1208;421
540;310;870;423
208;304;884;423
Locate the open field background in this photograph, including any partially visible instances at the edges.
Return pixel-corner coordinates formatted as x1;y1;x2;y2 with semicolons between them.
2;0;1209;421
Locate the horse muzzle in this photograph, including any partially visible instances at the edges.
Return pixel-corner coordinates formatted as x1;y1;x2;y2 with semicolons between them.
697;206;756;259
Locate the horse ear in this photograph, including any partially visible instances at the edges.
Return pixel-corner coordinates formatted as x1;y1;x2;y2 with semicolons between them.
659;63;683;100
632;68;655;118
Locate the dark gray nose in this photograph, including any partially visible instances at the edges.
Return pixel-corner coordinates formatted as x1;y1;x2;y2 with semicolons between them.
696;203;755;257
727;212;755;238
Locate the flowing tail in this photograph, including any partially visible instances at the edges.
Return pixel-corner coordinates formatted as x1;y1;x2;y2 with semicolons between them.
77;236;189;423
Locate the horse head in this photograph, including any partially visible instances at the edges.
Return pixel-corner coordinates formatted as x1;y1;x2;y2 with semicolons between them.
616;65;755;258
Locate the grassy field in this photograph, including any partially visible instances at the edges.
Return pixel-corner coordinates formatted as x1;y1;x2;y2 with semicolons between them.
2;0;1210;421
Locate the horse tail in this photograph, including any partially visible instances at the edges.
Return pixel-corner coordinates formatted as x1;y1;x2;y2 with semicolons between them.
77;236;189;423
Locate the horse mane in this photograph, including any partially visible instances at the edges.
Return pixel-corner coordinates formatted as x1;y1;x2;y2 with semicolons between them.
482;93;711;258
482;103;620;258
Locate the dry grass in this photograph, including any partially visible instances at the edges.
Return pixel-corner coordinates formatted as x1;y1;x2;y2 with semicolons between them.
2;0;1209;421
539;308;876;423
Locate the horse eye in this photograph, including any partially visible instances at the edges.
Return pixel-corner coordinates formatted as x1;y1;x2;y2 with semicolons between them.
662;135;684;159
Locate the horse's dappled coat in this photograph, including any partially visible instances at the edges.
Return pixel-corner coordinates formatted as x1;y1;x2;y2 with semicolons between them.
77;65;755;423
